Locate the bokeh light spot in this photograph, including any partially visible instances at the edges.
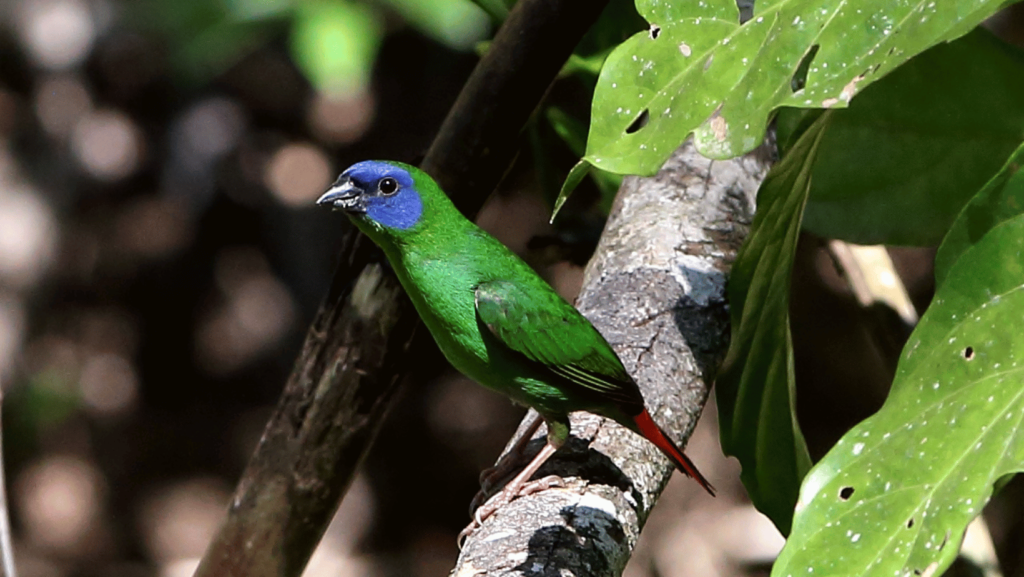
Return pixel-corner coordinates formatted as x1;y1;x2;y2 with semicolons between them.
307;91;375;145
18;0;97;70
71;109;143;181
78;353;138;417
35;74;93;139
14;455;107;555
264;142;333;207
138;478;231;563
196;248;296;375
115;197;193;259
0;185;58;289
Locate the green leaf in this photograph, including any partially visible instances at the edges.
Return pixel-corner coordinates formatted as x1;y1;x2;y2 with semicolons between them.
547;107;589;156
716;112;831;534
562;51;611;79
551;160;592;222
935;142;1024;286
582;0;1007;176
291;1;383;96
794;29;1024;246
773;180;1024;577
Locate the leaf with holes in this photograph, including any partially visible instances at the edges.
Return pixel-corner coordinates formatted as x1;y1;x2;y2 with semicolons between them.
772;177;1024;576
716;113;831;535
792;29;1024;246
580;0;1006;179
934;141;1024;287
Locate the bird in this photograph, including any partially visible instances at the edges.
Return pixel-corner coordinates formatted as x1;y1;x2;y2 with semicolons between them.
317;160;714;529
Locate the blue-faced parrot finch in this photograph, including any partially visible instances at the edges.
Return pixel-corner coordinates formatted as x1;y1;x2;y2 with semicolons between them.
317;161;714;522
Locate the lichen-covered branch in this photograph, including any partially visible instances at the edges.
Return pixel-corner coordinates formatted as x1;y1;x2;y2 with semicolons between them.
452;141;773;576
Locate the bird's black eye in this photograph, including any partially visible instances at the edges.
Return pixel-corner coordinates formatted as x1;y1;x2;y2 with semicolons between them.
379;177;399;195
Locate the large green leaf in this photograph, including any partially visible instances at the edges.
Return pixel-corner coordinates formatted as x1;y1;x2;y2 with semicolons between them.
793;29;1024;246
581;0;1006;177
934;142;1024;285
716;113;831;534
773;161;1024;577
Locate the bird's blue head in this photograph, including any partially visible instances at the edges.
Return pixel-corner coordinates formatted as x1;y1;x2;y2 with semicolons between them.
316;160;423;231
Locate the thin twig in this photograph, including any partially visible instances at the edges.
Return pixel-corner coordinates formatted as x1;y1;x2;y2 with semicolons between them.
0;384;17;577
826;240;918;326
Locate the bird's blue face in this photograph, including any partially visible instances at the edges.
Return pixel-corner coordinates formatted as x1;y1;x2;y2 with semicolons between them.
317;161;423;230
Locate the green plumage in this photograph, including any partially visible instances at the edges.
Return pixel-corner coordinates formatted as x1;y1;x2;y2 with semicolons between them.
317;159;713;499
347;164;642;431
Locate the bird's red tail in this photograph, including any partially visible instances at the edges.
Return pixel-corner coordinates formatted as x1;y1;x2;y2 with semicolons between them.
633;409;715;496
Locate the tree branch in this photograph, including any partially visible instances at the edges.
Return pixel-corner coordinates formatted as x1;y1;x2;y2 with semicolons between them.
452;141;773;575
193;1;610;576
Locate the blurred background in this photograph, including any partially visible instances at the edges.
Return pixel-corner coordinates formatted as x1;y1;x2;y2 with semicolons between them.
1;1;1024;576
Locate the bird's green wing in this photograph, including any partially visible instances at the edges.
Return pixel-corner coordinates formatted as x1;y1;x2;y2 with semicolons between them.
475;279;644;412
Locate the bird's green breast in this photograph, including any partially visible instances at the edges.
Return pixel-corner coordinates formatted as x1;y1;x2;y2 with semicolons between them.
394;229;509;373
386;226;571;411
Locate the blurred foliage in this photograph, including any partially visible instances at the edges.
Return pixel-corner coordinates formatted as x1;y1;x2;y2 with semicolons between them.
127;0;490;91
291;1;383;96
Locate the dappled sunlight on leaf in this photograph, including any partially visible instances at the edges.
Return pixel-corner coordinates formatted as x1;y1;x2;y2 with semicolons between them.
583;0;1008;176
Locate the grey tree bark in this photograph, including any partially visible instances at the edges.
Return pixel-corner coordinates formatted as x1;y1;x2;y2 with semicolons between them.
452;140;774;576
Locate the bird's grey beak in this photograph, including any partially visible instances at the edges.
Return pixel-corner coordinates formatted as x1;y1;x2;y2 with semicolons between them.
316;178;366;213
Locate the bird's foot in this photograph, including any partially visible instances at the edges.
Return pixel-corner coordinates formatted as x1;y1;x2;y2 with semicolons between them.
469;451;536;514
459;475;565;547
477;451;529;495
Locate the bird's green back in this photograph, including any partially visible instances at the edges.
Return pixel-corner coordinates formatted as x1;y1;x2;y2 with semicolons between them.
338;162;646;425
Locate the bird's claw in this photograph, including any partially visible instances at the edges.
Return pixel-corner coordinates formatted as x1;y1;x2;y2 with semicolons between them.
519;474;565;496
459;475;566;548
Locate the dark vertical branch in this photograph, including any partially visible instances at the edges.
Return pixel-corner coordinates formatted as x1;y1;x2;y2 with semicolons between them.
421;0;608;213
193;1;610;576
